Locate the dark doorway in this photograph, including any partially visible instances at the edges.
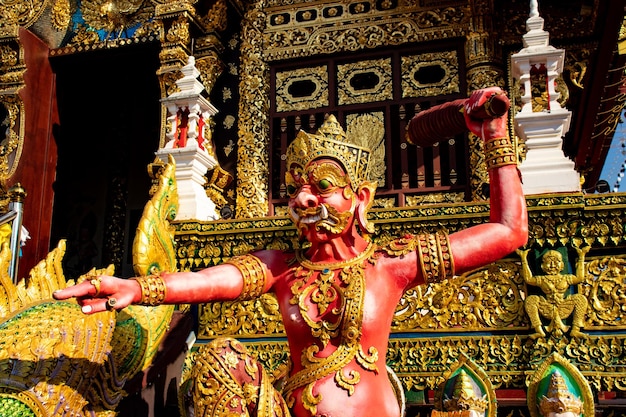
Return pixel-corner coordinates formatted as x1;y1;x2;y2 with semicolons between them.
50;43;161;278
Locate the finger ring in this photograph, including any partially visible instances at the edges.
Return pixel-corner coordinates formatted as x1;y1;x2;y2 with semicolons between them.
106;297;117;310
90;277;102;296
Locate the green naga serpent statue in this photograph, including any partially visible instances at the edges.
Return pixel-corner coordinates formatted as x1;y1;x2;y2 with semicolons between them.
0;154;179;416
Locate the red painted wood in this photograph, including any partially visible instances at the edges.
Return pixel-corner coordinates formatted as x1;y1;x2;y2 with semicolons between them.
13;28;58;278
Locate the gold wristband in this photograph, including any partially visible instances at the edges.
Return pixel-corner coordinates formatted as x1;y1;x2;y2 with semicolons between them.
416;232;455;284
136;274;167;306
225;254;267;300
484;137;517;170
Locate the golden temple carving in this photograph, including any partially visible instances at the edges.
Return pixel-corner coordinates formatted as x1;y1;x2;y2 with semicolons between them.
275;65;329;112
81;0;154;36
401;51;460;98
262;1;470;61
235;3;270;218
518;246;589;339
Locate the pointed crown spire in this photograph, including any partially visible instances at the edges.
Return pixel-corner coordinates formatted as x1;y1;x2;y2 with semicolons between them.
285;115;371;187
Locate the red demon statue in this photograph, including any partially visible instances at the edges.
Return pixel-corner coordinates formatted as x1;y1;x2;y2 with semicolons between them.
54;87;528;417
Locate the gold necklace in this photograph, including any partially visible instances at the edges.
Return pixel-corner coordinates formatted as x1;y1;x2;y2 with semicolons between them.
294;242;376;270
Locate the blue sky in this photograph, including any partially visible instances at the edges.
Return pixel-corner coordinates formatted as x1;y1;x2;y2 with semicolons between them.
599;108;626;193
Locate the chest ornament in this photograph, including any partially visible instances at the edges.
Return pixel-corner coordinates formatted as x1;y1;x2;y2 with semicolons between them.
283;243;379;414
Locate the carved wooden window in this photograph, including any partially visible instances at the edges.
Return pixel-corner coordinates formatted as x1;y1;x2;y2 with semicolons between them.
269;42;468;215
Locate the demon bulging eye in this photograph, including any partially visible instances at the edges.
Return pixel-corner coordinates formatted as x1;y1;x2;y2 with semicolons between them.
318;178;331;191
307;161;349;194
286;184;298;197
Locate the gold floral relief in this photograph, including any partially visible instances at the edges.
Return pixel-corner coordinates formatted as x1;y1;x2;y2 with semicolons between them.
402;51;459;98
337;58;392;105
65;24;100;46
0;0;48;27
372;197;396;209
0;95;25;181
51;0;71;31
197;294;285;338
235;4;270;218
199;0;227;32
262;2;469;61
81;0;154;36
275;65;329;112
405;192;466;206
195;52;225;95
346;112;386;186
581;256;626;329
166;15;190;45
391;260;527;332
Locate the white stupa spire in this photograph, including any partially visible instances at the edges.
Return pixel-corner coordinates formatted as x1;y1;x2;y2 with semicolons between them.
529;0;539;18
157;56;221;221
510;0;581;195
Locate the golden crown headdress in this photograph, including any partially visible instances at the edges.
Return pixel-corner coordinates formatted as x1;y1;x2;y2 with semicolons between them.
443;370;489;413
538;371;583;415
285;115;371;188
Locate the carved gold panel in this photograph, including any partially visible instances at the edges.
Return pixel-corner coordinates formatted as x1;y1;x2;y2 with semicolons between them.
393;259;527;332
0;0;47;27
346;111;386;186
275;65;329;112
581;255;626;329
262;1;470;61
405;192;466;206
0;94;25;180
401;51;460;98
337;58;392;105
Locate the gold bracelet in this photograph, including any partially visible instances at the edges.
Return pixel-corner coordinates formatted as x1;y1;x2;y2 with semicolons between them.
416;232;455;284
135;274;167;306
225;254;267;300
484;136;517;170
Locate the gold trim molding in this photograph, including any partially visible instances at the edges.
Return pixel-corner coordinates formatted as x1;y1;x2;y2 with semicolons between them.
275;65;329;112
262;1;470;61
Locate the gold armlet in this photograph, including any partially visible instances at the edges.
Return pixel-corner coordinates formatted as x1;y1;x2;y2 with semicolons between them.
135;274;167;306
484;137;517;170
225;254;267;300
416;232;455;284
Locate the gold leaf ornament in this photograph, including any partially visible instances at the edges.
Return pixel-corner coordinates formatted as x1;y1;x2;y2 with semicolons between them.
51;0;72;30
81;0;151;35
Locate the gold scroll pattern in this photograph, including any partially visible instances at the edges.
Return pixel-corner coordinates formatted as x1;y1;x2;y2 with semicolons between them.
262;1;470;61
0;0;47;28
391;260;526;331
0;27;26;183
198;294;285;338
580;256;626;329
235;3;270;218
0;94;24;180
